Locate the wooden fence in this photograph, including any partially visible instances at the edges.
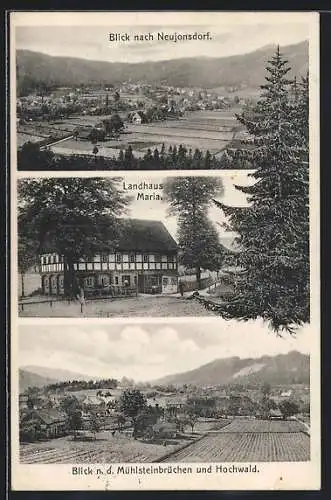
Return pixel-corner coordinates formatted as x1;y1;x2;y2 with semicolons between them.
18;285;138;313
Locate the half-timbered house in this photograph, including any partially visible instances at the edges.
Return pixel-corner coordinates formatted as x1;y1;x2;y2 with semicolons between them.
39;218;179;296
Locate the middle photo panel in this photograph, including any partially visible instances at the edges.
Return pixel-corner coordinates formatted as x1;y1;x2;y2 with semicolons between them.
17;172;252;318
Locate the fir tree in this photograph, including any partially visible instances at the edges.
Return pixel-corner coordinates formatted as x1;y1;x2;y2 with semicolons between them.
143;148;153;170
219;150;232;169
153;148;160;163
204;150;212;169
177;144;187;168
163;177;224;288
172;145;178;163
192;149;203;169
209;47;309;333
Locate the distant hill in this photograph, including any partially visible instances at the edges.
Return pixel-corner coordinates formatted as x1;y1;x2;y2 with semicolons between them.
19;369;57;392
21;366;98;385
16;41;308;91
154;351;310;387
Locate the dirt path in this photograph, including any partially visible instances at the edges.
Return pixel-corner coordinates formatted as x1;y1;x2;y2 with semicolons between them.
19;295;216;317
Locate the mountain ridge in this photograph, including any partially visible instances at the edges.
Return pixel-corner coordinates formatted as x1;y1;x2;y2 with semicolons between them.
19;369;57;392
17;41;308;90
19;366;113;393
153;351;310;387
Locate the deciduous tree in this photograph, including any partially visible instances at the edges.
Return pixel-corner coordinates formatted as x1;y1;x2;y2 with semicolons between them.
18;178;131;296
279;400;300;419
119;389;147;439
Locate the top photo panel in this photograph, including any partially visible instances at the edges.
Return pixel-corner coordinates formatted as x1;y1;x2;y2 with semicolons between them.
12;11;316;172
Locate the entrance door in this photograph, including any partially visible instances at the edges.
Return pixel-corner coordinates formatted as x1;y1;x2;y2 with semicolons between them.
137;274;144;293
122;275;131;286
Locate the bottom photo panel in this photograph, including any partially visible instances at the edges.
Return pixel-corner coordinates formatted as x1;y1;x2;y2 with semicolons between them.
13;320;318;490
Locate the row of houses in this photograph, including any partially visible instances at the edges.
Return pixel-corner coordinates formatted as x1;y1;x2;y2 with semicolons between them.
19;390;186;441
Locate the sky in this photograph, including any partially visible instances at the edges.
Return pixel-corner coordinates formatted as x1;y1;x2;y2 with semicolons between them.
121;172;255;242
18;321;311;382
14;15;310;63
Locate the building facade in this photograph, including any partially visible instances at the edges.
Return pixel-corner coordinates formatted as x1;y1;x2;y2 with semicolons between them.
39;219;179;296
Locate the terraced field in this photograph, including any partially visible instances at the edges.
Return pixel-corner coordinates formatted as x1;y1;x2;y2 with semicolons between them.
162;431;310;463
160;419;310;463
20;109;240;156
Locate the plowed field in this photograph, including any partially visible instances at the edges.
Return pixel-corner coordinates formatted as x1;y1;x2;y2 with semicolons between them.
162;431;310;462
217;419;305;433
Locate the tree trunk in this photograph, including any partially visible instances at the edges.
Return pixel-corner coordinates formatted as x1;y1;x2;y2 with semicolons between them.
21;273;25;298
63;257;76;298
132;418;138;439
196;266;201;289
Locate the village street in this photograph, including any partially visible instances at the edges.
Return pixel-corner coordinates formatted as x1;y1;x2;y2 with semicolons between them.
18;294;217;317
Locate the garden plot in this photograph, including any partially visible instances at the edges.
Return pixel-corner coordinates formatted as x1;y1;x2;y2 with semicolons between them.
20;430;195;464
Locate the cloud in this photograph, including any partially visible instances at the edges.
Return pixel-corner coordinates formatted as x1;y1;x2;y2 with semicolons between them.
15;21;309;63
18;320;311;382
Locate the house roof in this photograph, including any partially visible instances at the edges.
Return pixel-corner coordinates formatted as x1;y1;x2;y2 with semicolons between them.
83;395;104;406
116;219;177;253
78;129;92;139
269;409;283;417
31;409;67;425
40;218;178;254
